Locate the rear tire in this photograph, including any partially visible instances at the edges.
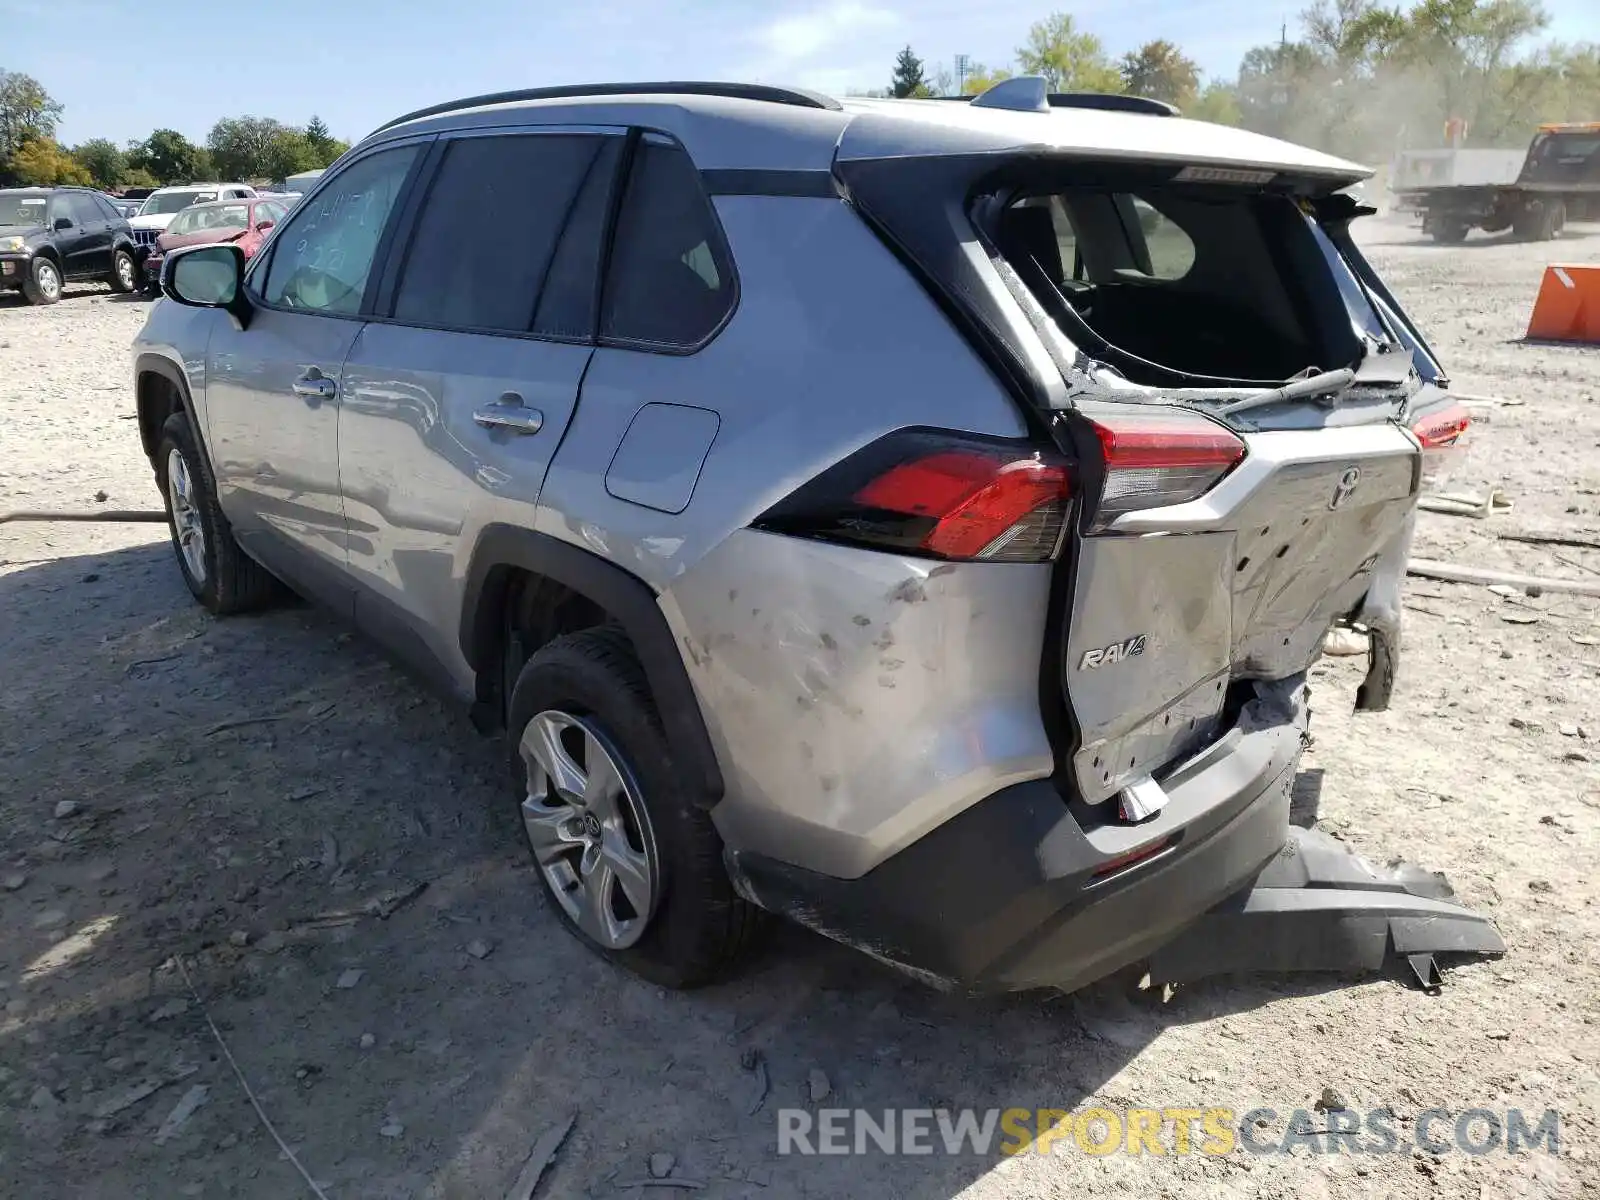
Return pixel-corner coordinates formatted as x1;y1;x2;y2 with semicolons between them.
21;257;61;305
154;411;280;615
109;248;137;294
507;626;764;988
1513;199;1564;242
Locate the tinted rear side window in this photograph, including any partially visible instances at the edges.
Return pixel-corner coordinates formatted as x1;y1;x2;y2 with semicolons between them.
393;134;609;334
67;194;105;225
601;140;734;348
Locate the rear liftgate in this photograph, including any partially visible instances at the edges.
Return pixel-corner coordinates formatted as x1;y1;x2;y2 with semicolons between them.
834;119;1503;991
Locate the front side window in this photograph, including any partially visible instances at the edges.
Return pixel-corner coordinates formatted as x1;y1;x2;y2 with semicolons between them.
260;145;418;315
93;195;123;222
392;133;613;334
601;139;735;348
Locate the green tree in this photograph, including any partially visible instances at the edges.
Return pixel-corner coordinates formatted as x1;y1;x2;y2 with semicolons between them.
959;62;1015;95
890;45;930;98
305;115;333;153
1235;41;1330;144
1119;40;1201;107
311;134;350;169
9;138;90;185
0;70;64;176
208;116;290;180
1016;13;1122;94
127;129;211;184
261;127;320;180
1190;81;1244;126
71;137;125;189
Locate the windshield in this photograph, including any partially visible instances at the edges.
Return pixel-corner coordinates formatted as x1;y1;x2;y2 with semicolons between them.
0;195;47;226
167;204;250;236
139;190;218;216
1532;133;1600;165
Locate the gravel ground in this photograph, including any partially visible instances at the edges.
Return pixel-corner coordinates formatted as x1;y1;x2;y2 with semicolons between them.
1;217;1598;1200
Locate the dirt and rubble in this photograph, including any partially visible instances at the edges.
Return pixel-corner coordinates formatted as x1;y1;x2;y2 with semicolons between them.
1;222;1598;1199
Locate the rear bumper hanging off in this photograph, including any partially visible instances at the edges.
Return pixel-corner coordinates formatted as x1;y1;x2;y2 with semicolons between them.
1146;826;1505;992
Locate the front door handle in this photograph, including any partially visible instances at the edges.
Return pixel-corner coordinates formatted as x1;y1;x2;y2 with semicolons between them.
292;369;336;402
473;392;544;435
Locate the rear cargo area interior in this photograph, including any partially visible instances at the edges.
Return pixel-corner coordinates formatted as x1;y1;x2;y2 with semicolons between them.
991;186;1362;384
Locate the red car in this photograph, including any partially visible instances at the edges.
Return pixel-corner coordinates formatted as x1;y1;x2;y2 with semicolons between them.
144;197;288;291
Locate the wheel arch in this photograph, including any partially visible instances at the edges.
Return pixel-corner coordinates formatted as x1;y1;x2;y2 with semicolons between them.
460;524;725;807
135;353;214;474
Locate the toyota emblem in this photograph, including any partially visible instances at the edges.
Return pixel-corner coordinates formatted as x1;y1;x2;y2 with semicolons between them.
1329;466;1362;510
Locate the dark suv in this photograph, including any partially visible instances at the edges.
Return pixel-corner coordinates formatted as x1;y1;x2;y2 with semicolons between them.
0;186;140;304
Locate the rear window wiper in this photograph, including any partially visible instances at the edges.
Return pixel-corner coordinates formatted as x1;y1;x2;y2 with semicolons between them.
1215;367;1357;416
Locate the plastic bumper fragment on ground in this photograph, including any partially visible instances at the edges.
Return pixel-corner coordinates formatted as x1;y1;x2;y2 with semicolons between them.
1145;826;1505;992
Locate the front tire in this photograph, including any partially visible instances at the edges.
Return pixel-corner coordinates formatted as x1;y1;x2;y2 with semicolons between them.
154;411;280;615
1430;218;1469;244
21;257;61;305
507;626;763;988
109;248;137;294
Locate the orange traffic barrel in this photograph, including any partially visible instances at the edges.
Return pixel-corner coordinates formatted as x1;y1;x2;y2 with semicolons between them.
1527;264;1600;343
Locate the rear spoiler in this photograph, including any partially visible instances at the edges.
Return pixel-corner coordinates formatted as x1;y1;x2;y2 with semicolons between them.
931;76;1177;117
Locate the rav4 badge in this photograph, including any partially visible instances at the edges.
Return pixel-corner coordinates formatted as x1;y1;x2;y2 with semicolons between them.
1079;635;1148;670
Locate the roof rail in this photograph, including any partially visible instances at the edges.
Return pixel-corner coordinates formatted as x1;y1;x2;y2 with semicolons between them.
1048;93;1178;117
374;81;842;134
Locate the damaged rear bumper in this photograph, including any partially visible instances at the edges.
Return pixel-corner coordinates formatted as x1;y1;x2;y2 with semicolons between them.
731;678;1502;995
1146;826;1505;991
732;683;1311;994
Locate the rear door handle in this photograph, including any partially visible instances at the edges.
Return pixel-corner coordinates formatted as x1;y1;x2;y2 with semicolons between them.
473;392;544;435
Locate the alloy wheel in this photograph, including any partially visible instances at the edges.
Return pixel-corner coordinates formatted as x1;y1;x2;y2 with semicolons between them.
165;447;207;585
36;261;60;300
519;710;659;949
116;253;136;291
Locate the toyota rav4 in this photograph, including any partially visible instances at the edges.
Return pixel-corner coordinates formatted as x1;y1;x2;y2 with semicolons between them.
131;79;1501;992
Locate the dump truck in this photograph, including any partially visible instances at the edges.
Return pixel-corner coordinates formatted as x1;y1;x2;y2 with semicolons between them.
1399;122;1600;243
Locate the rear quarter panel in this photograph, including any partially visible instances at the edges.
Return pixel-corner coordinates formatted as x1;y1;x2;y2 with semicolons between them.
529;194;1049;876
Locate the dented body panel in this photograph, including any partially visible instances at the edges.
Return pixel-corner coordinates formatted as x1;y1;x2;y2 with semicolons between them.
661;528;1056;880
1068;422;1420;803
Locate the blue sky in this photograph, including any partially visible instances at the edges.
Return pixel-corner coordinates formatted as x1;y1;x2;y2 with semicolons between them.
8;0;1599;146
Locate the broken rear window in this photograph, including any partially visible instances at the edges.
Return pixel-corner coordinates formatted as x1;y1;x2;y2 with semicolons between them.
990;185;1372;386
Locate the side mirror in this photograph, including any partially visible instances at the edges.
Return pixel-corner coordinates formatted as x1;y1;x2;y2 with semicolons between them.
163;243;252;327
53;216;73;231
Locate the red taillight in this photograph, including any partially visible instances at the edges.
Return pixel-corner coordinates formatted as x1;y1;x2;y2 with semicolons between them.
1411;401;1471;450
754;431;1073;563
855;451;1071;559
1085;408;1246;528
1091;834;1176;878
1411;400;1471;486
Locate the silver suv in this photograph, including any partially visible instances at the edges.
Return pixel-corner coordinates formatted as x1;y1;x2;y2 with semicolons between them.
132;80;1500;993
